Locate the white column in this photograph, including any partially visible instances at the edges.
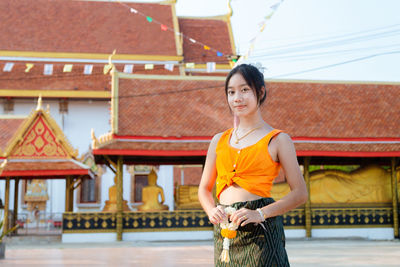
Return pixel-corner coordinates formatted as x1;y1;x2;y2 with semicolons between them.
157;165;174;211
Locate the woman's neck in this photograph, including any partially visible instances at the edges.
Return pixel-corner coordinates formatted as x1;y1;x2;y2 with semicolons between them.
236;111;264;130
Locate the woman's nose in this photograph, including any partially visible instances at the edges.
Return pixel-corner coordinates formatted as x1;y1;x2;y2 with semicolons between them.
234;92;242;101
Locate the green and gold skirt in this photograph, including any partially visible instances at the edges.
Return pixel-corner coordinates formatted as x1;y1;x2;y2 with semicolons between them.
214;198;290;267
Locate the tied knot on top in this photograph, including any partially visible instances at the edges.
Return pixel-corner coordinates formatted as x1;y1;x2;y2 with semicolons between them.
221;171;237;187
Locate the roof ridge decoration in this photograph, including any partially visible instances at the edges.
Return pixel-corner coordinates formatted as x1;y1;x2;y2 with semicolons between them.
2;98;79;159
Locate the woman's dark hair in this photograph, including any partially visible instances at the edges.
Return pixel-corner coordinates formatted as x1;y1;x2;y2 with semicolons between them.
225;64;267;105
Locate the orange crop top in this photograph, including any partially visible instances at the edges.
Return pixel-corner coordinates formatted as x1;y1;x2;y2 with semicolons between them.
215;128;283;200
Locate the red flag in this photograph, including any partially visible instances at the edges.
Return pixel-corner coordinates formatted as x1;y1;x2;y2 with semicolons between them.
161;24;168;31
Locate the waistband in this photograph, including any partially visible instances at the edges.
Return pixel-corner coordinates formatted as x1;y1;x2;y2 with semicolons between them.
218;197;275;210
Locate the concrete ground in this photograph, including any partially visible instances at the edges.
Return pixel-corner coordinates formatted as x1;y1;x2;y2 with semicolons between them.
2;237;400;266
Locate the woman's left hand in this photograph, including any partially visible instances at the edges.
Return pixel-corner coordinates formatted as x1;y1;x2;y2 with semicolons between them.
230;208;263;227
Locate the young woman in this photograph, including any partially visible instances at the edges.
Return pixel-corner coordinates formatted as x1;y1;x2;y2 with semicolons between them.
198;64;308;266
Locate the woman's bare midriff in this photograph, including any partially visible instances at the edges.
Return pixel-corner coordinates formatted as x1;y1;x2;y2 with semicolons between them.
219;183;262;205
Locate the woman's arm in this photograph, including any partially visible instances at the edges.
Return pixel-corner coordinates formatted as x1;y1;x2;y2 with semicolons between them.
259;133;308;217
198;133;227;224
231;133;308;226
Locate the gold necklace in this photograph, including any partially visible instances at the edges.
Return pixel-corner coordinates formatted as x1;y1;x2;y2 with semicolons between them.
234;124;263;144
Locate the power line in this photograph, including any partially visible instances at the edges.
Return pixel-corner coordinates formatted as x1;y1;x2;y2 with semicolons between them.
252;27;400;57
267;50;400;79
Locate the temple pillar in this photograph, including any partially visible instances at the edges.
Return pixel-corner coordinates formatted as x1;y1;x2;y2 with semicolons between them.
3;178;10;233
13;178;19;230
116;156;123;241
65;178;71;212
69;178;74;212
391;157;399;238
303;157;312;238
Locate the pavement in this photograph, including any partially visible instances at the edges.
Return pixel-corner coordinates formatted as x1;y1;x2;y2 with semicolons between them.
2;237;400;266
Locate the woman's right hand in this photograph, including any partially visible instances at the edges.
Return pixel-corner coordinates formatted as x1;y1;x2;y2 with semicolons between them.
208;205;227;224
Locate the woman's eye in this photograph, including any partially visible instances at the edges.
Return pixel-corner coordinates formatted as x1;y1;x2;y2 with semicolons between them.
242;87;250;92
228;91;234;95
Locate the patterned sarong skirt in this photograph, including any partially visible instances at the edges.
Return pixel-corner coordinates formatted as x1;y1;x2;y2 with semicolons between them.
214;198;290;267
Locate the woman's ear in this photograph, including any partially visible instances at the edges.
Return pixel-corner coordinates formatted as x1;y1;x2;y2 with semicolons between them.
258;86;266;105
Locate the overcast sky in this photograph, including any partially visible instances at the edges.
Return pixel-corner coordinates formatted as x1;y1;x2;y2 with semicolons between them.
126;0;400;82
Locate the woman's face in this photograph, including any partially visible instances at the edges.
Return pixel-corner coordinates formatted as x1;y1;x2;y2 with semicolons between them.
227;73;259;117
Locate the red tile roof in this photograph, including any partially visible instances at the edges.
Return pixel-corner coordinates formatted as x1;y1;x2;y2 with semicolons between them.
264;82;399;138
179;18;234;63
0;159;91;178
117;77;230;137
1;0;177;55
94;77;400;156
0;118;25;152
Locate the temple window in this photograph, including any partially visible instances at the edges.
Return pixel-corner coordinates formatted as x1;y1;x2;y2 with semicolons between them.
3;97;14;114
80;177;99;203
59;98;68;114
128;165;154;203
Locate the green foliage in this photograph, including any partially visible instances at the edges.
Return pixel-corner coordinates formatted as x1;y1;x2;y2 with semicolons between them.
0;218;19;243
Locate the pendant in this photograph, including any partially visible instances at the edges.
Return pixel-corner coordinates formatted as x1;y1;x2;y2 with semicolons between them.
235;140;239;144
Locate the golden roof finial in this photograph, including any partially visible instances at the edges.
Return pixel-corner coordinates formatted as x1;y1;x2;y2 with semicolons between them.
108;49;116;66
104;50;117;75
91;128;98;149
227;0;233;17
36;95;43;111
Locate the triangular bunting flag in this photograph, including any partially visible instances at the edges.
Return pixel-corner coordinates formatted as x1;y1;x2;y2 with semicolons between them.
3;62;14;72
144;64;154;70
25;63;34;73
124;64;133;73
161;24;168;31
164;63;174;71
185;63;195;69
44;64;53;75
206;62;216;73
84;65;93;75
63;64;73;72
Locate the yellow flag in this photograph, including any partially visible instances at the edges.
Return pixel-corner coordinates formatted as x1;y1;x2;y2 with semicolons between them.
25;63;34;72
185;63;195;69
144;64;154;70
203;45;210;50
63;64;73;72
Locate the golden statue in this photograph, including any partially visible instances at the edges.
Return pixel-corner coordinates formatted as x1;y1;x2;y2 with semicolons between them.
137;169;169;211
175;184;202;210
271;164;400;204
103;175;131;212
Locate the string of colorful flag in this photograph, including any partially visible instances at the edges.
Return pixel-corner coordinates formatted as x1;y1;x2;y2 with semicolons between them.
115;1;235;63
0;61;224;75
235;0;284;66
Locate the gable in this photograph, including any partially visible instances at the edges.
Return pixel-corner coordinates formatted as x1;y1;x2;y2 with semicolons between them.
9;115;69;158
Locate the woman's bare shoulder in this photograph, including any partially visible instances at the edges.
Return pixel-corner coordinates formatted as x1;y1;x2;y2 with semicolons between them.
210;132;224;146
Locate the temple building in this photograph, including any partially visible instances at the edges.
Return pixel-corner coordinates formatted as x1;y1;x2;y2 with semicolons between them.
0;0;398;242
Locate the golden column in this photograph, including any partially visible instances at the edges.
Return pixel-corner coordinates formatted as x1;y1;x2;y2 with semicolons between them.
303;157;312;238
65;178;71;212
13;178;19;229
3;178;10;233
391;158;399;238
116;156;123;241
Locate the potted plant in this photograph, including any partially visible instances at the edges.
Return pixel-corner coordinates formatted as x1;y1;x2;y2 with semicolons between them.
0;218;19;259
